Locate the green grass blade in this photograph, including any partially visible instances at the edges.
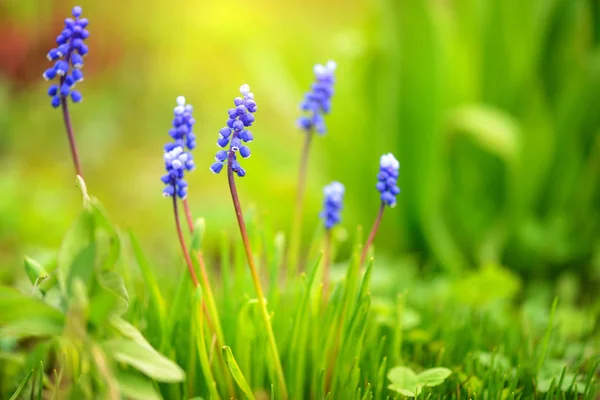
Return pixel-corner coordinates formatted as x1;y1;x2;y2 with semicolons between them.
9;369;33;400
222;346;255;400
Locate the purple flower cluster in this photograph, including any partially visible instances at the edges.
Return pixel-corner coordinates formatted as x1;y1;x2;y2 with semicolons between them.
298;61;336;134
210;84;257;177
43;6;89;108
376;153;400;207
161;146;195;199
320;181;345;229
169;96;196;151
162;97;196;199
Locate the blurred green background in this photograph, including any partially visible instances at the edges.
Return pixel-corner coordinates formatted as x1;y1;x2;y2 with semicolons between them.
1;0;599;284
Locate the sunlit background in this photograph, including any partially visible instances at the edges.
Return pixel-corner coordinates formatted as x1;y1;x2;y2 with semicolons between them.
1;0;599;288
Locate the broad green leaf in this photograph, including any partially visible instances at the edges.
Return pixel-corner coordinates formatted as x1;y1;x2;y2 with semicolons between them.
115;370;163;400
0;286;64;330
0;319;63;338
417;367;452;387
66;243;96;297
388;367;419;394
89;270;129;324
103;339;185;383
388;366;452;397
109;317;151;348
223;346;255;400
58;208;95;294
9;369;33;400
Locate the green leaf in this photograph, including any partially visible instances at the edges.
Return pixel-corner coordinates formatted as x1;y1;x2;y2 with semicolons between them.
0;319;63;338
115;370;163;400
103;339;185;383
417;368;452;387
109;317;151;348
66;244;96;296
388;367;419;395
446;104;520;163
58;208;95;294
0;286;64;335
24;257;48;287
223;346;255;400
9;368;34;400
388;366;452;397
89;270;129;324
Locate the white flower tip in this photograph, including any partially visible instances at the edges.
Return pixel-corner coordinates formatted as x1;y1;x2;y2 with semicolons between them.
326;60;337;70
380;153;399;169
176;96;186;106
240;84;251;96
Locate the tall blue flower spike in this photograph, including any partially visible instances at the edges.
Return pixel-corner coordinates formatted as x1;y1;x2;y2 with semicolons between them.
298;61;336;134
168;96;196;151
43;6;90;108
161;146;195;199
376;153;401;207
320;181;345;229
210;84;257;177
162;97;196;199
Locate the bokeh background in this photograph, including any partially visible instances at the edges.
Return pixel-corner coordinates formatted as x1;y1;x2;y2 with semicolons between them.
1;0;599;286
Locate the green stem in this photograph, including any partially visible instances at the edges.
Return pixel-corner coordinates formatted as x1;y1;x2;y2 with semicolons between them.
287;130;314;278
182;198;235;397
227;158;289;400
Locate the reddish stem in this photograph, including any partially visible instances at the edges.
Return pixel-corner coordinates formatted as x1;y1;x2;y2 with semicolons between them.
173;195;200;288
60;78;83;178
360;202;385;266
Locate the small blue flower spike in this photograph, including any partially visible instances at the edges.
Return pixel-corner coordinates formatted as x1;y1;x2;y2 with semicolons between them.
43;6;90;108
210;84;257;177
169;96;196;151
298;61;336;134
320;181;345;230
161;146;195;199
376;153;400;207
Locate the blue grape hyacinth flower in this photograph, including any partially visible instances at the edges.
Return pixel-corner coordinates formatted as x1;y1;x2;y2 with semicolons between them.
161;146;195;199
169;96;196;151
210;84;257;177
320;181;345;229
298;61;336;134
376;153;400;207
43;6;90;108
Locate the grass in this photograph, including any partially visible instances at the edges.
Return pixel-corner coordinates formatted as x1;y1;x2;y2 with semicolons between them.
0;184;597;399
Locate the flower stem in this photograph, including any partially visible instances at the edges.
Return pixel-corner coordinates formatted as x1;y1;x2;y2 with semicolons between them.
227;158;289;400
173;195;200;288
323;228;332;299
182;198;235;397
360;202;385;266
288;130;314;278
60;77;83;178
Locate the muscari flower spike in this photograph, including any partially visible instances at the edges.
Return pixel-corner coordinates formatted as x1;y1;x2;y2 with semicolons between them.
168;96;196;151
161;146;195;199
376;153;401;207
320;181;345;230
162;97;196;199
298;61;336;134
210;84;257;177
43;6;89;108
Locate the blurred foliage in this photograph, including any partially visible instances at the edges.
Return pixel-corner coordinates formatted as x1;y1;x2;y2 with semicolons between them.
0;0;599;288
